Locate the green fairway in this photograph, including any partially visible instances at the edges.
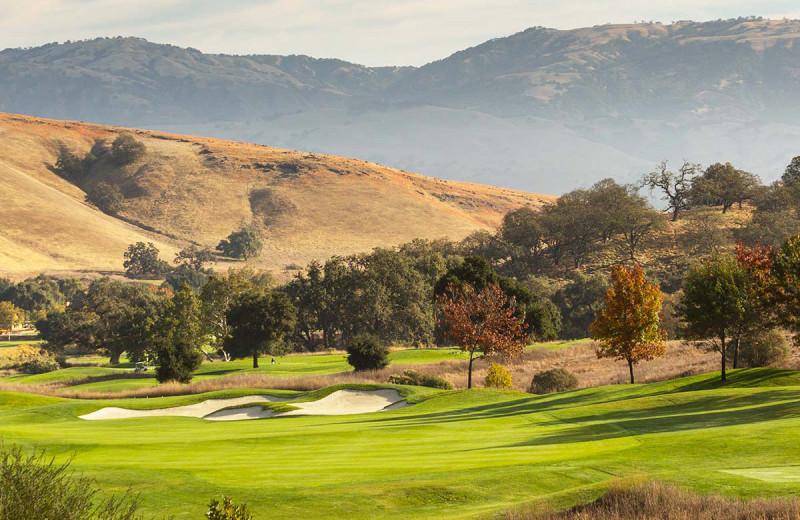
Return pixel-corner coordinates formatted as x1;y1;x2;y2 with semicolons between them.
1;369;800;519
0;347;472;391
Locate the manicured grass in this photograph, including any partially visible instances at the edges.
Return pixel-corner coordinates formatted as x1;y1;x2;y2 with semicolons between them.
1;369;799;519
0;347;471;389
0;339;43;348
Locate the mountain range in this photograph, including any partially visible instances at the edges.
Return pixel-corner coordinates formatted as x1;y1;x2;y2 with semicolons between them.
2;17;800;193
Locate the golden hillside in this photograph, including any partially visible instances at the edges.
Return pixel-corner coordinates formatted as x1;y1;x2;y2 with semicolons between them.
0;113;553;279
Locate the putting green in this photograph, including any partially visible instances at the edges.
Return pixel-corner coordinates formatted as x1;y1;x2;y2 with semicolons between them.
723;467;800;483
1;369;800;519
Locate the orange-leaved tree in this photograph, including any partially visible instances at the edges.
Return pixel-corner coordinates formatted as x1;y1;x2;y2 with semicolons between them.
438;284;527;389
590;264;667;384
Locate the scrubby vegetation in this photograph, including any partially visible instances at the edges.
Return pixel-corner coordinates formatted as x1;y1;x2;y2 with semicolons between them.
0;444;144;520
388;370;453;390
507;481;800;520
528;368;578;394
484;362;513;389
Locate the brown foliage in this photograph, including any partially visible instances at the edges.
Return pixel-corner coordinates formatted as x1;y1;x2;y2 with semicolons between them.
590;265;667;383
438;284;527;388
506;481;800;520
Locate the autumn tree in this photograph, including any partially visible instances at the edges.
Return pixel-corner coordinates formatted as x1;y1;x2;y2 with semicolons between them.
732;241;779;367
679;254;752;382
773;234;800;340
641;161;700;221
437;284;527;389
589;265;667;384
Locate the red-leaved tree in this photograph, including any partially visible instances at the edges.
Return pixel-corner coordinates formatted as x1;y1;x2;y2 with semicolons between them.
437;284;527;389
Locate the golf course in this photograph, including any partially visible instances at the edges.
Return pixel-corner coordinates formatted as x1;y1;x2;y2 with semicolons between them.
2;367;800;519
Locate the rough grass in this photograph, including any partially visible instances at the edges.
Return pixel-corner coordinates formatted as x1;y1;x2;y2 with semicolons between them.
507;481;800;519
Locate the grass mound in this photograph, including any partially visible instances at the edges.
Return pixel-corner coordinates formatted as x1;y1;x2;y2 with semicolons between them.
510;481;800;519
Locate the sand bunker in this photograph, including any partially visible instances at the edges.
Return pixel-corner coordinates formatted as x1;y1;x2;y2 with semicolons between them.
285;389;407;416
80;390;408;422
80;395;287;421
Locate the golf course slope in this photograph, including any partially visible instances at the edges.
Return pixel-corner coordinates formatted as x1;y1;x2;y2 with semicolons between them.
1;371;800;519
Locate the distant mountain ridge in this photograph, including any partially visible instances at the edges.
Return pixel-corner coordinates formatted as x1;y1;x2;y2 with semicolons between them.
2;17;800;193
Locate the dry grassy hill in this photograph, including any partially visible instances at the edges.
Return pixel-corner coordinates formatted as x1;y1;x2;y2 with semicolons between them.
0;113;553;280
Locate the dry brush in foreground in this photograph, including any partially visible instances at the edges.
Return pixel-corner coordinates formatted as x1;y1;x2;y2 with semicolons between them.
507;481;800;520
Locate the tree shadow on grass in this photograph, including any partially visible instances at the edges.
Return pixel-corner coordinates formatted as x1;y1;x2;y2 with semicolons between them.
507;397;800;447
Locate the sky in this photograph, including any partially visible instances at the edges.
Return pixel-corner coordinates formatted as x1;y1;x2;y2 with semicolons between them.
1;0;799;66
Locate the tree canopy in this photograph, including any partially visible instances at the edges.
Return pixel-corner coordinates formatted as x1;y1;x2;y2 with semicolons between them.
590;264;667;383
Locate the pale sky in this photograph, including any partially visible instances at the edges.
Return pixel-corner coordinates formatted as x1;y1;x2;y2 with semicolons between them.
1;0;799;66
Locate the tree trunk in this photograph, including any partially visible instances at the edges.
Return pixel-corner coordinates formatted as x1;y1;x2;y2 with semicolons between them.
467;350;475;389
253;352;259;369
628;359;635;384
671;207;679;222
732;336;740;369
720;336;727;382
109;351;121;365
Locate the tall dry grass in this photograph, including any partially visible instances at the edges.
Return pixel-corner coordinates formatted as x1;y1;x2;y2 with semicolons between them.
506;481;800;520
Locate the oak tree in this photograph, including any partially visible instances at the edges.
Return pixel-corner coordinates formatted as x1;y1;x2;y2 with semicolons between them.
679;254;752;382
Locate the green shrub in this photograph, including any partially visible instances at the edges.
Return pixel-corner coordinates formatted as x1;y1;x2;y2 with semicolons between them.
206;496;253;520
0;444;144;520
529;368;579;394
18;356;61;374
110;133;146;165
739;329;790;368
485;362;513;389
388;369;454;390
345;334;389;371
86;181;125;215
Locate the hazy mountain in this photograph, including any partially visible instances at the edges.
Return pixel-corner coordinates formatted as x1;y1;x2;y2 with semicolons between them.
2;18;800;193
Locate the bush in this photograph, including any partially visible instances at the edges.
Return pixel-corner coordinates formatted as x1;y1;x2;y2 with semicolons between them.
216;227;263;260
388;369;454;390
52;145;86;182
86;181;125;215
110;133;146;165
345;334;389;371
18;356;61;374
206;496;253;520
529;368;578;394
485;362;513;389
0;444;144;520
738;329;790;368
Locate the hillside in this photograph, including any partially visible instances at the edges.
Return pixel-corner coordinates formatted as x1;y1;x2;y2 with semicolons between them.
0;112;552;279
2;19;800;192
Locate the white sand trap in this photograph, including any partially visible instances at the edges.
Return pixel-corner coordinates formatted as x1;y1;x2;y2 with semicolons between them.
205;406;274;421
283;389;407;416
79;395;288;421
80;390;408;422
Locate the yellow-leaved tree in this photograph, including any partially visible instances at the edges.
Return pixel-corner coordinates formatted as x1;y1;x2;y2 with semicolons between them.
590;264;667;384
